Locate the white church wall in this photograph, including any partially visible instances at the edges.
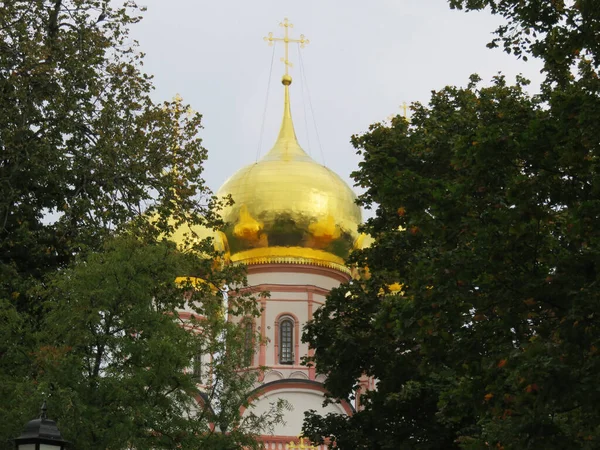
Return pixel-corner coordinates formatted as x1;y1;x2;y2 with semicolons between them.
248;269;344;292
231;264;349;382
243;387;348;437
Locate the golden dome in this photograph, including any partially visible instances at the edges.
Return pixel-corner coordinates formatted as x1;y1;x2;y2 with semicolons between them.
150;212;228;264
216;76;362;273
168;221;228;257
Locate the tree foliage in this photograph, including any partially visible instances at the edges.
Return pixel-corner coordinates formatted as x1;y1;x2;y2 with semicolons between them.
303;1;600;449
0;1;278;448
449;0;600;84
0;0;217;309
11;236;279;450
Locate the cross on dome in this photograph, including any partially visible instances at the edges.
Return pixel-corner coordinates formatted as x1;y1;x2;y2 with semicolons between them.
387;101;411;123
264;17;309;82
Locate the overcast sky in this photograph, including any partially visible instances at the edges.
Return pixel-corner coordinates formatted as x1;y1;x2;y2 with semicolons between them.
131;0;544;216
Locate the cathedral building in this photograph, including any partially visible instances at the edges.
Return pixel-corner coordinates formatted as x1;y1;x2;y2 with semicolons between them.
179;19;366;449
217;72;360;448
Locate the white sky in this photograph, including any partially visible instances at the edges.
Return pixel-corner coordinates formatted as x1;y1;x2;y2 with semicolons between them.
132;0;544;216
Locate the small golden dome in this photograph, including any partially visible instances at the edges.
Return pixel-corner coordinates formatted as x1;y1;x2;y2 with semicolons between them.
168;221;227;255
216;81;362;273
152;213;229;266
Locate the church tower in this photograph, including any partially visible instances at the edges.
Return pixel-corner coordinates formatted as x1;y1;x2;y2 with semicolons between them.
214;18;361;448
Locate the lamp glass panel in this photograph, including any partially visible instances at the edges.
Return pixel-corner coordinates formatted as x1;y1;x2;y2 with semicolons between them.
40;444;62;450
17;445;36;450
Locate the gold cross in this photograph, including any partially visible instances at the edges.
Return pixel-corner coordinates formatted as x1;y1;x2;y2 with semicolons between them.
162;94;195;176
400;101;408;118
387;101;411;123
173;93;183;107
168;94;195;117
288;437;318;450
264;18;309;76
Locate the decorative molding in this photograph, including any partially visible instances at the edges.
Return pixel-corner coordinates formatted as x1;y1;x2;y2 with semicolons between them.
307;291;316;381
232;248;351;275
258;435;328;450
247;263;351;283
239;283;331;297
289;371;308;380
259;435;328;450
263;370;285;383
241;379;354;416
259;299;267;376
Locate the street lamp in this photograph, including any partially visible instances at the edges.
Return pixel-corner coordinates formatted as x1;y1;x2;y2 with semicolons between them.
14;402;70;450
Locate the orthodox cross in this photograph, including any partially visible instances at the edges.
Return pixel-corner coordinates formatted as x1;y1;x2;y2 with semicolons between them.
387;101;411;123
163;94;195;176
288;437;318;450
264;17;310;76
400;101;408;118
169;93;195;117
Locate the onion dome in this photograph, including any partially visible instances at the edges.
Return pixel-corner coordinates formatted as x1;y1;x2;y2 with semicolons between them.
168;220;228;257
216;75;362;273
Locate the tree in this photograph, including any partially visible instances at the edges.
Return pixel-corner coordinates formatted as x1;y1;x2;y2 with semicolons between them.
12;236;279;450
0;0;215;310
449;0;600;86
303;2;600;448
0;2;280;448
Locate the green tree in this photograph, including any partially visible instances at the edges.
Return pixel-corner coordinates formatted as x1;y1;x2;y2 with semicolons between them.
303;2;600;449
0;1;280;448
14;236;279;450
0;0;214;309
449;0;600;86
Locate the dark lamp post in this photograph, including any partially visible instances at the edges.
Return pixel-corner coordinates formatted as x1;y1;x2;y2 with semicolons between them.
14;402;70;450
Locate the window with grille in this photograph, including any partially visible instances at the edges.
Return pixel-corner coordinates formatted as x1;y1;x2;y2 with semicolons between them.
192;350;202;382
243;320;254;366
279;318;294;364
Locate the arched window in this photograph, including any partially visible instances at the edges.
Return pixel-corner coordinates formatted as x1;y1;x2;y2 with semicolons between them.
279;318;294;364
192;350;202;382
243;320;254;366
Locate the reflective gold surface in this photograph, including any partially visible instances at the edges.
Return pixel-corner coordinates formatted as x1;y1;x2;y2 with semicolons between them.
233;205;264;242
288;437;318;450
230;246;350;274
216;76;362;272
159;218;229;270
174;276;221;293
354;232;375;250
167;220;225;252
163;19;362;274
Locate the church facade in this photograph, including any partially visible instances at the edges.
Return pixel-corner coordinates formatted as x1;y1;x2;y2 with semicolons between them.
179;19;365;448
217;62;361;446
